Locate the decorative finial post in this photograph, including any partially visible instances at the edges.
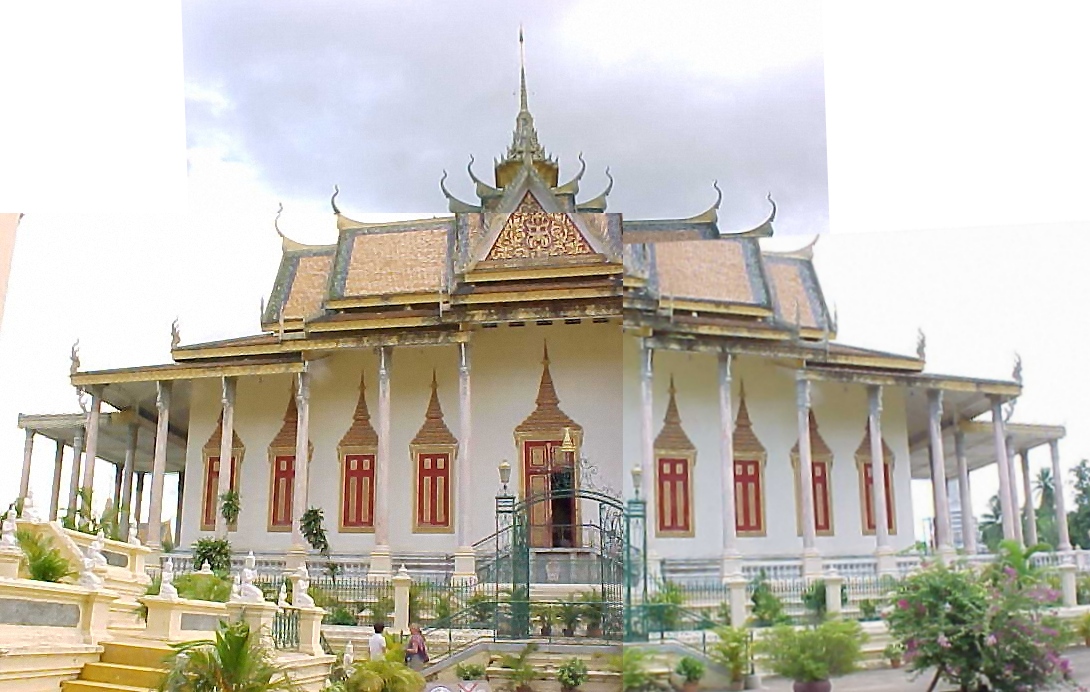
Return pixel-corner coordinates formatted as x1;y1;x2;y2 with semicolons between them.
916;328;927;361
70;340;81;376
331;185;341;214
1012;353;1023;384
518;25;528;113
171;318;180;350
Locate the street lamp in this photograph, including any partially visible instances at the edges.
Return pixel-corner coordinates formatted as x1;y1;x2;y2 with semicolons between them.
498;460;511;495
631;465;643;499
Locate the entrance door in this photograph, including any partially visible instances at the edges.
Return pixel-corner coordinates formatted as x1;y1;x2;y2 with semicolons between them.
522;439;578;548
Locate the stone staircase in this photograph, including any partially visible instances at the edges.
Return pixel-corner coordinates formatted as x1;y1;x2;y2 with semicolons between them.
61;641;171;692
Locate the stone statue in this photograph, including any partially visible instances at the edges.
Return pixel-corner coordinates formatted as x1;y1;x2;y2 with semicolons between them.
88;531;108;569
22;489;42;523
128;523;141;546
160;557;179;600
292;565;315;608
343;640;355;668
234;551;265;603
78;556;103;589
0;509;18;550
277;583;288;607
231;574;242;601
198;559;213;575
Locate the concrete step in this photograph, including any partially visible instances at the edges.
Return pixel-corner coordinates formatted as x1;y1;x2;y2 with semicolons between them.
61;681;154;692
100;641;174;670
80;662;165;689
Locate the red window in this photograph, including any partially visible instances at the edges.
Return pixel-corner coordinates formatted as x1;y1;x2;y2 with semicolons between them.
342;454;375;529
417;453;450;529
812;461;832;533
271;455;295;529
202;455;238;530
862;462;895;533
734;460;763;534
657;457;691;534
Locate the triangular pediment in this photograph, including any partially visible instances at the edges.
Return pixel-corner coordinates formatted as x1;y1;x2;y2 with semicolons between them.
469;163;609;269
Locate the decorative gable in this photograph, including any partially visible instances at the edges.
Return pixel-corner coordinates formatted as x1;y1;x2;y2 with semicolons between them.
485;192;594;261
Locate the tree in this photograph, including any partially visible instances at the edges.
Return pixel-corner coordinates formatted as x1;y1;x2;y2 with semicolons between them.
1067;459;1090;549
979;494;1005;553
1033;467;1058;549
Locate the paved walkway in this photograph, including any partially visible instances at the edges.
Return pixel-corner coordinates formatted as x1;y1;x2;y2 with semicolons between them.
755;646;1090;691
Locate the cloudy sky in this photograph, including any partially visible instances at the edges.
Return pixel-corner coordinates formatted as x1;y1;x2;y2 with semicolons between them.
2;2;1089;541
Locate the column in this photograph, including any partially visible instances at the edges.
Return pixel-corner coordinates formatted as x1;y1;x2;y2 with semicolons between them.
640;341;654;501
19;429;35;499
718;352;741;577
370;347;393;579
796;375;821;576
50;440;65;521
868;385;896;575
1007;437;1024;546
120;423;138;536
453;341;476;580
1020;451;1038;546
954;429;978;554
80;387;103;502
216;377;236;536
175;471;185;548
133;472;146;533
927;389;955;562
291;372;311;551
991;397;1017;541
67;427;85;519
146;381;171;551
1050;439;1072;552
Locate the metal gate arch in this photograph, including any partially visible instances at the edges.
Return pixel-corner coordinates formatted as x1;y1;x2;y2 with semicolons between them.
493;486;648;641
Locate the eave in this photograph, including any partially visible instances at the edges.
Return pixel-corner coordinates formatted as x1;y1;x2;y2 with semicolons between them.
71;358;305;386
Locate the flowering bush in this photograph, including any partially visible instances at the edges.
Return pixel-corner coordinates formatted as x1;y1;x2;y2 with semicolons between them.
885;563;1076;691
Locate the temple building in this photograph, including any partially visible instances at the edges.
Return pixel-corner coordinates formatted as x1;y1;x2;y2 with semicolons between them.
14;45;1072;584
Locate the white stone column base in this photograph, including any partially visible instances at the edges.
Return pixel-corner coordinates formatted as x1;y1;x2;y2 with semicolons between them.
874;546;898;578
225;600;280;648
801;550;823;578
284;546;308;573
720;551;742;581
392;565;411;633
935;544;957;566
823;570;844;616
724;573;749;628
368;545;393;581
452;547;477;583
1060;563;1078;608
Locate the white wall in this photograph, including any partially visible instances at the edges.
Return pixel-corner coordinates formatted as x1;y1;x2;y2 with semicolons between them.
182;321;624;554
621;334;917;560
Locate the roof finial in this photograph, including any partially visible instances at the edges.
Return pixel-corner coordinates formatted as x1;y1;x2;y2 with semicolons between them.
331;185;341;215
274;202;285;239
519;25;528;113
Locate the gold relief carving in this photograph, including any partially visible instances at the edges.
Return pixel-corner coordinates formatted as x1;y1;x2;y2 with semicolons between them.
486;193;593;261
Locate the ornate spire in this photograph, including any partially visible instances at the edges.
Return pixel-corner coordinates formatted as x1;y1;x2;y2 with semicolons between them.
516;341;581;433
655;376;695;451
411;371;457;446
203;409;245;453
269;382;300;450
733;383;766;455
496;29;558;188
339;373;378;448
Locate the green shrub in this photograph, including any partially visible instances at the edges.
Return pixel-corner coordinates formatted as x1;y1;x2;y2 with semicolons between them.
754;618;865;683
219;490;241;526
801;579;848;621
192;537;232;573
645;580;684;631
299;507;329;555
498;643;539;688
16;529;75;583
673;656;704;684
709;625;750;682
857;598;878;621
328;605;358;626
617;647;652;692
454;662;486;681
749;571;790;627
558;657;590;690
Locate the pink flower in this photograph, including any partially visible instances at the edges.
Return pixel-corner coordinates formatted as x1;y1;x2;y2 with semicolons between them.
937;633;950;649
986;634;997;646
897;599;909;610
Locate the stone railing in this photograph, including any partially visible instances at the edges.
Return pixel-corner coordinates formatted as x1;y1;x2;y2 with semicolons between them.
0;570;118;646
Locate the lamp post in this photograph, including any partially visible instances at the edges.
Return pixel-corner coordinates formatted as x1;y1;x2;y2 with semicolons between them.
625;464;648;641
498;460;512;497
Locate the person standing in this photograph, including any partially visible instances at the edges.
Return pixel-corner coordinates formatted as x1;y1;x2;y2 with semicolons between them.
405;624;429;671
369;622;387;661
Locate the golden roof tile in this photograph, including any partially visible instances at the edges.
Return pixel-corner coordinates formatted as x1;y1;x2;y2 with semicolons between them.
270;385;299;450
282;253;334;320
655;239;756;304
654;377;695;451
339;373;378;449
342;227;448;297
411;372;458;447
766;260;819;329
515;342;582;434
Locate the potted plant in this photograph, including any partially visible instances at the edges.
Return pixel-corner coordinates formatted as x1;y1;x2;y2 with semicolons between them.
754;618;865;692
578;591;605;638
709;625;749;691
557;657;589;692
674;656;704;692
455;662;489;692
498;643;538;692
532;603;556;637
882;642;903;669
857;598;878;622
557;601;581;637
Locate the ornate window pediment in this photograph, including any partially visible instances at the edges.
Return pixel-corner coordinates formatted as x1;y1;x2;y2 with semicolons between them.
339;374;378;533
201;413;245;532
855;422;897;535
791;410;835;537
733;387;768;537
410;372;458;533
654;378;695;538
